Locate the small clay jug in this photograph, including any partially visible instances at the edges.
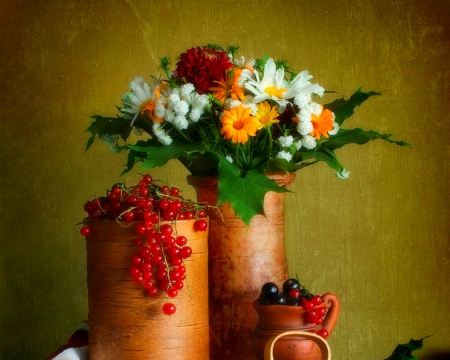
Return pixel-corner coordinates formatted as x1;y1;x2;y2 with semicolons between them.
264;331;331;360
251;293;339;360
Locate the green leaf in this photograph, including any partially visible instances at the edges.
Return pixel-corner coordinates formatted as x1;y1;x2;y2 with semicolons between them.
217;156;289;226
266;158;310;172
323;128;410;151
300;148;344;172
325;88;381;126
384;337;430;360
127;141;210;169
84;115;133;149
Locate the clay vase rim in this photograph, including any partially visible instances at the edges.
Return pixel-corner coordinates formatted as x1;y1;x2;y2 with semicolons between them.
252;299;309;312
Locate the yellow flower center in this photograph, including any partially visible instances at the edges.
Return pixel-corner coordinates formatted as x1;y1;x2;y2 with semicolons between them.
265;86;286;98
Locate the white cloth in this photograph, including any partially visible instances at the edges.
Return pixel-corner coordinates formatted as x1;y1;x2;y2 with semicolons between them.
52;346;87;360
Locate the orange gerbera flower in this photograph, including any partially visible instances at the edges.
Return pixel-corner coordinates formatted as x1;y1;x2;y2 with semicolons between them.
255;101;279;127
220;105;260;144
210;69;246;103
310;106;334;139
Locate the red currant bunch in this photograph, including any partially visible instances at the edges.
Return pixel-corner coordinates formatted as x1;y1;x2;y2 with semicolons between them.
257;278;330;338
79;173;209;315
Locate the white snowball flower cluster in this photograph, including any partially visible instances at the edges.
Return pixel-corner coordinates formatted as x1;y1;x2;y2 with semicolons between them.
223;96;258;116
120;78;212;145
164;84;210;131
278;135;294;148
152;122;172;145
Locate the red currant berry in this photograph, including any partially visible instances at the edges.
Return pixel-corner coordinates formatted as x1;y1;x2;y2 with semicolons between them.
169;200;182;212
130;265;141;277
301;299;314;311
161;209;175;221
142;174;153;184
80;226;91;236
316;307;327;317
197;209;207;218
168;246;180;257
155;269;167;280
160;224;173;236
311;295;323;307
194;219;208;231
180;246;192;259
158;199;169;210
289;289;302;299
122;210;135;221
170;256;183;266
131;254;143;265
173;280;184;290
162;303;176;316
175;236;187;246
167;288;178;298
147;286;158;297
169;187;180;197
135;223;147;236
317;329;329;339
160;185;170;195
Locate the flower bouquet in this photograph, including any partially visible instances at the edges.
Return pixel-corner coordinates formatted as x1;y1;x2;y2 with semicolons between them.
85;44;408;225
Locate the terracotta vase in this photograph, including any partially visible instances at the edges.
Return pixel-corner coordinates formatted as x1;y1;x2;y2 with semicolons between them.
85;218;209;360
187;173;295;360
251;294;340;360
263;331;331;360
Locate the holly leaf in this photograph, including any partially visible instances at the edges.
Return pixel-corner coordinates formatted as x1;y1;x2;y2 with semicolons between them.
217;156;289;226
127;141;210;169
322;128;410;151
384;337;430;360
324;88;381;126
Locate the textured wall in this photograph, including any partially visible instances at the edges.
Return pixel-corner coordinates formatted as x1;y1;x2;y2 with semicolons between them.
1;0;449;359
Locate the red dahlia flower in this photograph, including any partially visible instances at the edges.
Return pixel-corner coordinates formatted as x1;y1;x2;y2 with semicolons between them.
175;46;233;94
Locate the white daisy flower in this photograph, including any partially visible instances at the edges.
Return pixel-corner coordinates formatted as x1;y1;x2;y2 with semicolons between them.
120;77;152;126
242;58;324;112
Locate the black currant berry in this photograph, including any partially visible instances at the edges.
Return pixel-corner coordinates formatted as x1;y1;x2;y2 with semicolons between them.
261;282;279;298
270;293;287;305
286;297;300;306
282;278;300;294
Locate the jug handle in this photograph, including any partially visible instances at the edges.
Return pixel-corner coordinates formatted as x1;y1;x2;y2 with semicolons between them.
263;330;331;360
321;293;340;335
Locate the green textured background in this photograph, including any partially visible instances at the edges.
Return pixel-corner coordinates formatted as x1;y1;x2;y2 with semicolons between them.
1;0;449;359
